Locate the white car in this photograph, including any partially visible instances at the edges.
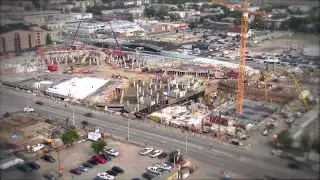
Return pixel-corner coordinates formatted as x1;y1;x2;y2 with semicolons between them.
147;166;163;174
105;149;119;157
23;108;34;112
271;150;283;157
154;163;172;170
149;150;163;158
139;147;153;156
97;173;114;180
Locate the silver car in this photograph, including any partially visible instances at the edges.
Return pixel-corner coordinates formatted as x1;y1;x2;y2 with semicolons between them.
78;165;88;172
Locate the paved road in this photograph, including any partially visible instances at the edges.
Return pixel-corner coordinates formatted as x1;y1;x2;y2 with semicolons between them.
0;87;318;179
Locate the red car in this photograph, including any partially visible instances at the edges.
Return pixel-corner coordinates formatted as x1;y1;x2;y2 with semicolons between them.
92;156;106;164
70;168;81;175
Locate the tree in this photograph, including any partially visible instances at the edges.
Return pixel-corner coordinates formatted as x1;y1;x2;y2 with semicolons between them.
277;130;293;148
233;18;241;26
311;137;319;153
45;33;52;45
169;150;183;163
31;0;41;9
189;22;198;30
61;129;79;145
300;133;310;152
91;141;107;154
24;5;32;11
3;112;11;118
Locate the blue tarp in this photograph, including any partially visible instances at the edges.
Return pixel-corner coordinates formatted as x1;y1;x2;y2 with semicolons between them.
11;135;19;139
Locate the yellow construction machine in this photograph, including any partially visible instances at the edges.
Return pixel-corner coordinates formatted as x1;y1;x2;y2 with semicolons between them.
261;68;311;111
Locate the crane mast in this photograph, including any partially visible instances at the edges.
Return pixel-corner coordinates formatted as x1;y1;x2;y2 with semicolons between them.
236;1;249;115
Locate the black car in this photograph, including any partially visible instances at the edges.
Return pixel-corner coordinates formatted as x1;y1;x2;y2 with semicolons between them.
82;162;94;168
17;163;33;172
112;166;124;174
142;172;155;180
288;163;300;169
132;178;140;180
41;155;56;163
84;113;93;117
100;154;112;161
43;173;56;180
25;161;40;169
35;101;44;105
106;170;118;176
158;152;168;159
87;159;99;165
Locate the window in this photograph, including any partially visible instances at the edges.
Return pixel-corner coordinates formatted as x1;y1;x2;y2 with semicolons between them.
28;34;32;48
2;37;6;52
14;33;21;53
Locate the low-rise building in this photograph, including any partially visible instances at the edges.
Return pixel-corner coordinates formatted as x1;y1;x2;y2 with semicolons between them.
227;26;254;38
0;23;47;53
202;19;233;31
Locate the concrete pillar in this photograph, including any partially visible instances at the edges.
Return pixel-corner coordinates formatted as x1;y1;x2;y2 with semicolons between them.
154;85;157;91
137;104;140;111
65;57;67;65
142;81;145;86
150;82;152;88
89;57;92;65
134;81;136;87
127;100;130;106
176;82;178;89
150;88;153;95
139;86;142;93
142;89;145;96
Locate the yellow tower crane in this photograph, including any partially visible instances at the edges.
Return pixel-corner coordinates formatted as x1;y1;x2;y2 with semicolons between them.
212;0;266;115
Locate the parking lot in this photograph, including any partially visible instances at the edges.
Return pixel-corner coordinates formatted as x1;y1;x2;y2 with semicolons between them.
3;139;170;180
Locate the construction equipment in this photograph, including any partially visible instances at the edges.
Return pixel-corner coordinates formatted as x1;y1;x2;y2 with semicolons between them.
212;0;266;115
212;0;266;16
262;68;310;110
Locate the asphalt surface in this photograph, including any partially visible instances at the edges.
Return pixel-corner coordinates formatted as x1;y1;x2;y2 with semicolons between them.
0;86;318;179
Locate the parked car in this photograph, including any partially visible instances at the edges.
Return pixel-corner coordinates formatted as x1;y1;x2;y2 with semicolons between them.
97;172;114;180
35;101;43;105
84;112;93;117
41;155;56;163
70;168;82;175
147;166;163;174
87;160;99;166
154;163;172;170
142;172;155;180
23;107;34;112
158;152;168;159
132;178;140;180
92;156;106;164
287;163;300;169
286;117;296;124
25;161;40;169
149;150;163;158
82;162;94;168
93;176;105;180
17;163;33;172
111;166;124;174
106;170;118;176
78;165;89;172
43;173;56;180
140;147;153;155
100;154;112;161
105;149;119;157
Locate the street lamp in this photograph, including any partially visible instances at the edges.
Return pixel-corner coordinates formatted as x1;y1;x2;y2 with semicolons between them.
127;118;130;141
186;133;190;158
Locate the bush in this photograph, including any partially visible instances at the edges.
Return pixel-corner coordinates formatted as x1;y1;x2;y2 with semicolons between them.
3;112;11;118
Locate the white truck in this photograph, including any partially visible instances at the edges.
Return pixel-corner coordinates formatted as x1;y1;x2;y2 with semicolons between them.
27;144;44;152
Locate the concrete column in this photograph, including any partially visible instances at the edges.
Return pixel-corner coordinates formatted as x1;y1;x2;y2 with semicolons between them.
150;88;153;95
127;100;130;106
154;85;157;91
176;83;178;89
137;104;140;111
134;81;136;87
142;81;145;86
150;82;152;88
142;89;145;96
139;86;142;93
89;57;92;65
